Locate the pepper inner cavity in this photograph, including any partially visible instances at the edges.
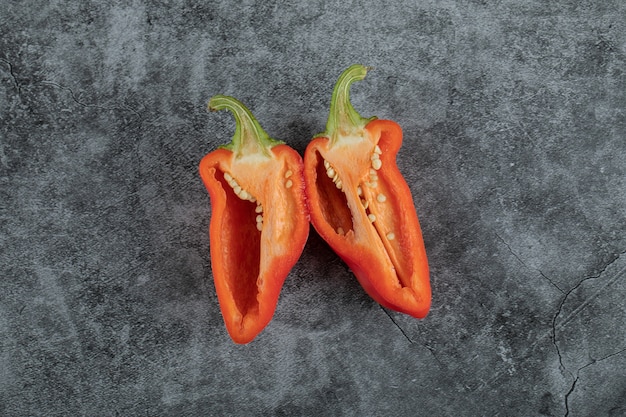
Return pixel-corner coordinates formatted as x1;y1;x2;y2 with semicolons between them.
217;170;261;315
315;153;353;235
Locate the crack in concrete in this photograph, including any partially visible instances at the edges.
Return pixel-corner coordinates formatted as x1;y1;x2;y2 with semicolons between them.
472;250;626;408
495;233;565;293
551;250;625;417
562;347;626;417
379;306;444;366
555;262;626;334
0;58;22;94
39;80;142;119
380;306;413;344
1;60;142;119
453;246;624;396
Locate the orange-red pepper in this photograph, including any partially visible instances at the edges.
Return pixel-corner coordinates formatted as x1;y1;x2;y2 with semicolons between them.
303;65;431;318
199;95;309;343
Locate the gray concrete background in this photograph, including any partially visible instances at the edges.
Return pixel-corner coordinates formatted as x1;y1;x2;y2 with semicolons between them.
1;1;625;416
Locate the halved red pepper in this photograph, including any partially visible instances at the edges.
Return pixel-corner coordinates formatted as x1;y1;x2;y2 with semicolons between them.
303;65;431;318
199;95;309;343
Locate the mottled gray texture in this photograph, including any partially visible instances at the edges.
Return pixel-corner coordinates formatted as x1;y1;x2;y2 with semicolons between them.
1;0;625;416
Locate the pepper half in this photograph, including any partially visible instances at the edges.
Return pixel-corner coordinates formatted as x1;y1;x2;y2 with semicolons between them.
199;95;309;343
303;65;431;318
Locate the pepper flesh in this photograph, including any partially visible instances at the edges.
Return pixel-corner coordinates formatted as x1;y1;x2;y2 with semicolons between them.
199;95;309;343
303;65;431;318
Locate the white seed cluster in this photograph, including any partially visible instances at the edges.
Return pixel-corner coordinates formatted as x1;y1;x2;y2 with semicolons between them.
323;160;343;191
363;146;393;239
223;171;264;231
363;146;382;188
254;203;264;231
371;145;382;170
223;172;256;203
322;146;393;240
360;146;388;213
284;170;293;188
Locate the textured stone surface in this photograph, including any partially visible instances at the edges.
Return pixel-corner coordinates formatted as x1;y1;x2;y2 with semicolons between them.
1;1;625;416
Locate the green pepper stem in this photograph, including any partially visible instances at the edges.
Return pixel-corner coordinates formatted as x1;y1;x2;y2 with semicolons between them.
209;95;284;158
319;64;377;145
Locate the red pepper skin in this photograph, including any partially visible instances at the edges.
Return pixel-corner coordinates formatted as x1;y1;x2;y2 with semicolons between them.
199;96;309;344
303;65;431;318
